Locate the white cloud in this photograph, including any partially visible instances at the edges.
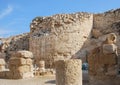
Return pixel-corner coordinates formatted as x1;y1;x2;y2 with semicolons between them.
0;5;13;19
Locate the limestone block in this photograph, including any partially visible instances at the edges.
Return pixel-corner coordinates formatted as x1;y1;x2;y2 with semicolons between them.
12;50;33;58
21;72;34;79
6;71;14;79
0;71;6;78
38;60;45;71
92;29;101;38
12;71;34;79
8;65;16;71
55;59;82;85
103;44;117;54
0;59;5;65
12;72;22;79
100;54;117;65
0;65;5;71
26;59;32;65
6;71;34;79
9;58;26;65
16;65;31;73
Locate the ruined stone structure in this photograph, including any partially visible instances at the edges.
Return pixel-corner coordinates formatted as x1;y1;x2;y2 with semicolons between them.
0;8;120;84
0;33;29;61
29;9;120;84
55;59;82;85
8;50;34;79
93;9;120;52
30;13;93;67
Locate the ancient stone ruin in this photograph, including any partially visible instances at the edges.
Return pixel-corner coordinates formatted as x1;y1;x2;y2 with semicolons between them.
29;13;93;68
55;59;82;85
88;33;120;85
8;50;34;79
0;8;120;84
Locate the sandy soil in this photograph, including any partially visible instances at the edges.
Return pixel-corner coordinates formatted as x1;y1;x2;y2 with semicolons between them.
0;76;55;85
0;71;88;85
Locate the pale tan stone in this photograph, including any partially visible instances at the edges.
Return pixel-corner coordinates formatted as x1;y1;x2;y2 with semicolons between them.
55;59;82;85
9;58;26;65
30;13;93;68
12;50;33;58
8;50;34;79
102;44;117;54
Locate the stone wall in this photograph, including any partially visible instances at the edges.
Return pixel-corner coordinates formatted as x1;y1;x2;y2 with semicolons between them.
88;39;120;85
0;33;30;61
30;13;93;67
79;9;120;63
93;9;120;53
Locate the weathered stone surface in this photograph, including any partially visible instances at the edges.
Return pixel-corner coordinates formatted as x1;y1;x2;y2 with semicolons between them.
9;58;26;65
93;9;120;54
12;50;33;58
88;33;120;85
102;44;117;54
55;59;82;85
30;13;93;68
8;50;34;79
38;60;45;72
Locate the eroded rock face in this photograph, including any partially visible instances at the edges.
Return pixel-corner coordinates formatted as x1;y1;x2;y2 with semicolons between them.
80;9;120;63
93;9;120;53
88;33;120;85
0;33;30;61
30;13;93;68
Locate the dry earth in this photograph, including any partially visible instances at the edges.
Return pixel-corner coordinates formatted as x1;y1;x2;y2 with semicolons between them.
0;71;88;85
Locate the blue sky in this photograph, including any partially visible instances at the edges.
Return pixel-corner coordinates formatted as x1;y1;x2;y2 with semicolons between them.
0;0;120;37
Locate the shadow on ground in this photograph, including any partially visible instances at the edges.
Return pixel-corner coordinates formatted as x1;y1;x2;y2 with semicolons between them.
45;80;56;84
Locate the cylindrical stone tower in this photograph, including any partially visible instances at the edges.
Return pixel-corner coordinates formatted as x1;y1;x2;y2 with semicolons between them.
55;59;82;85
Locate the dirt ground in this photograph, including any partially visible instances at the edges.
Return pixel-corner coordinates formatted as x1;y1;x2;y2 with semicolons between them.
0;75;55;85
0;71;88;85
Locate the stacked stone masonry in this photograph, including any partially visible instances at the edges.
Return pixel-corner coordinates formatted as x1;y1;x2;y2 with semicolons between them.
8;50;34;79
88;33;120;85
